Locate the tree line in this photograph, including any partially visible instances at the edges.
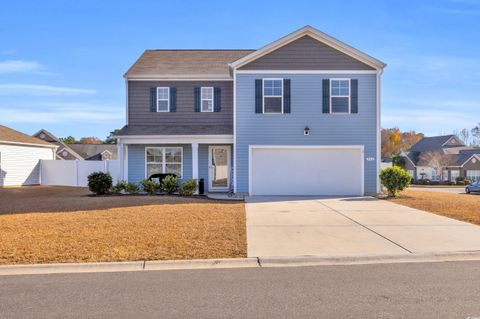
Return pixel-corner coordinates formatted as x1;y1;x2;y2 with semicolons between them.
59;129;120;145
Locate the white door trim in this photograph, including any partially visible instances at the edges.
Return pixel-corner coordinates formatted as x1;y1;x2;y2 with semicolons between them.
248;145;365;195
208;145;231;192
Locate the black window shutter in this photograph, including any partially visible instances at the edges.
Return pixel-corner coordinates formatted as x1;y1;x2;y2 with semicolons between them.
283;79;291;113
150;87;157;112
214;87;221;112
351;79;358;114
322;79;330;114
194;87;200;112
255;79;263;113
170;87;177;112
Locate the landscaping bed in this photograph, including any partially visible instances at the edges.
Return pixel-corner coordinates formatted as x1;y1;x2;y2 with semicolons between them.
0;186;246;265
386;189;480;225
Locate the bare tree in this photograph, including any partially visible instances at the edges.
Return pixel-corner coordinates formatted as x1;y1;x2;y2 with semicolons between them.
454;129;471;145
419;151;451;182
472;123;480;146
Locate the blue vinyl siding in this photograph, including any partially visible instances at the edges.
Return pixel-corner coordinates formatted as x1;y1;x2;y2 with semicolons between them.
128;144;192;183
235;73;378;194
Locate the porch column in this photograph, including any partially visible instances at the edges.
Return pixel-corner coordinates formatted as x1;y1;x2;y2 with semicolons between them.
117;142;124;181
192;142;199;181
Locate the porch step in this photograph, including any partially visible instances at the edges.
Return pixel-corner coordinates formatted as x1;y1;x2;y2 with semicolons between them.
206;192;245;201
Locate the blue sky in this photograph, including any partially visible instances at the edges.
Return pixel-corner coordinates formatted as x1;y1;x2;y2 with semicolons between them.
1;0;479;140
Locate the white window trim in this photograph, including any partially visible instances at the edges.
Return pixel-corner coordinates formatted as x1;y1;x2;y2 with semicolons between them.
145;146;183;178
330;78;351;114
201;87;214;112
156;87;170;112
262;78;284;114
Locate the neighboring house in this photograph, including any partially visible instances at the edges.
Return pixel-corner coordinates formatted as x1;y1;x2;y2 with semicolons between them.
68;144;117;160
33;129;117;160
401;135;480;182
116;25;386;195
0;125;56;186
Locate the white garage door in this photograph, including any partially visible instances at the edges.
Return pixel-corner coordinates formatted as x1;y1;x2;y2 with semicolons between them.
250;146;363;196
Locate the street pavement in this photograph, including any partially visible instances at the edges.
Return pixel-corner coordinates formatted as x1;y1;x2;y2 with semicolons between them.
1;260;480;318
409;186;468;194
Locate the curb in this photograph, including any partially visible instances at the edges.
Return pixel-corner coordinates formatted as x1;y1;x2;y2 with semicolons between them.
1;252;480;276
259;251;480;267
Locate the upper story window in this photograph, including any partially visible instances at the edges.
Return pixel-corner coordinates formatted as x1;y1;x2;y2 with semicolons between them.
330;79;350;114
156;87;170;112
201;87;214;112
263;79;283;113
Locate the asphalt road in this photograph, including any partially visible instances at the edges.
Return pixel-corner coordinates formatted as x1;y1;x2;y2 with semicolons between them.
1;261;480;319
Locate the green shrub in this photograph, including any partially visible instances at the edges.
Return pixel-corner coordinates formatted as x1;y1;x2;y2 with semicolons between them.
125;182;139;194
87;172;113;195
161;175;179;194
455;176;465;185
379;166;411;197
140;179;159;195
179;179;198;196
111;180;128;194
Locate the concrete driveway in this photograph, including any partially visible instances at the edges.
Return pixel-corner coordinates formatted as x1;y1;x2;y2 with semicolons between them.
246;196;480;257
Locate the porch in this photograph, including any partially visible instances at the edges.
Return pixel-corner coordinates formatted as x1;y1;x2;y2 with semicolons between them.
116;135;234;194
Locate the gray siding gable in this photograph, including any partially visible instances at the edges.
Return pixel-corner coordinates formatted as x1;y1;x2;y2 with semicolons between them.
239;36;375;71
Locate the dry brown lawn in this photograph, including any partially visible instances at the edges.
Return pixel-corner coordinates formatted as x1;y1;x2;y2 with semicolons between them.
387;189;480;225
0;186;246;265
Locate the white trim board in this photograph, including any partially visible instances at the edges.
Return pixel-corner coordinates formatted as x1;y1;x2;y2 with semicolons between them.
0;140;57;149
117;135;233;145
248;145;365;196
235;70;379;74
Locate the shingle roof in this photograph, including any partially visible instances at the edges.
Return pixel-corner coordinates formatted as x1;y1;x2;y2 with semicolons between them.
0;125;55;147
68;144;118;160
125;50;254;79
117;125;233;136
408;135;458;153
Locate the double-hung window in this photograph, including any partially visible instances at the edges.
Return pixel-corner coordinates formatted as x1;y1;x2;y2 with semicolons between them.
156;87;170;112
330;79;350;114
146;147;183;178
263;79;283;113
201;87;214;112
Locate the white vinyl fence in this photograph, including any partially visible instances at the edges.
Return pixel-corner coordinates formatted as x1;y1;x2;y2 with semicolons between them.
40;160;119;187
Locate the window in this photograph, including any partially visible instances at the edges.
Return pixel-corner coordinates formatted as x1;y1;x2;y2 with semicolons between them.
156;87;170;112
330;79;350;114
450;170;460;182
201;87;214;112
146;147;182;178
467;170;480;181
263;79;283;113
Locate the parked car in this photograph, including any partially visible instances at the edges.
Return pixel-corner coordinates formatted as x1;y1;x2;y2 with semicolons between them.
465;180;480;194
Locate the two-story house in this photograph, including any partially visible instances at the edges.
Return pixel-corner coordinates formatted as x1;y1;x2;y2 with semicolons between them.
116;26;386;196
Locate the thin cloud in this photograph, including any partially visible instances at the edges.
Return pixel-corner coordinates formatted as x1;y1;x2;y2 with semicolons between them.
0;84;97;95
0;60;44;74
1;105;123;124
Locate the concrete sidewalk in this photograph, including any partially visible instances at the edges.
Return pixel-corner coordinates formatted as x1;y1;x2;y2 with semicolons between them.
246;196;480;257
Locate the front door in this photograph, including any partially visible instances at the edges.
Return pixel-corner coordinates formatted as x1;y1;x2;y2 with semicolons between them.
208;145;231;191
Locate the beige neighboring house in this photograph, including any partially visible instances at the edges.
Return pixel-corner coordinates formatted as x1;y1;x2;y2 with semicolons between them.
0;125;57;186
33;129;117;161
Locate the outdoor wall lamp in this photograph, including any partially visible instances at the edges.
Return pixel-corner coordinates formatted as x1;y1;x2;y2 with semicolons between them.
304;126;310;136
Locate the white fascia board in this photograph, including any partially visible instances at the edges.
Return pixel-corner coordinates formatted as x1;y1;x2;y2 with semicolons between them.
0;140;58;149
125;74;233;81
235;70;379;74
229;25;386;71
116;135;234;145
249;145;364;150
